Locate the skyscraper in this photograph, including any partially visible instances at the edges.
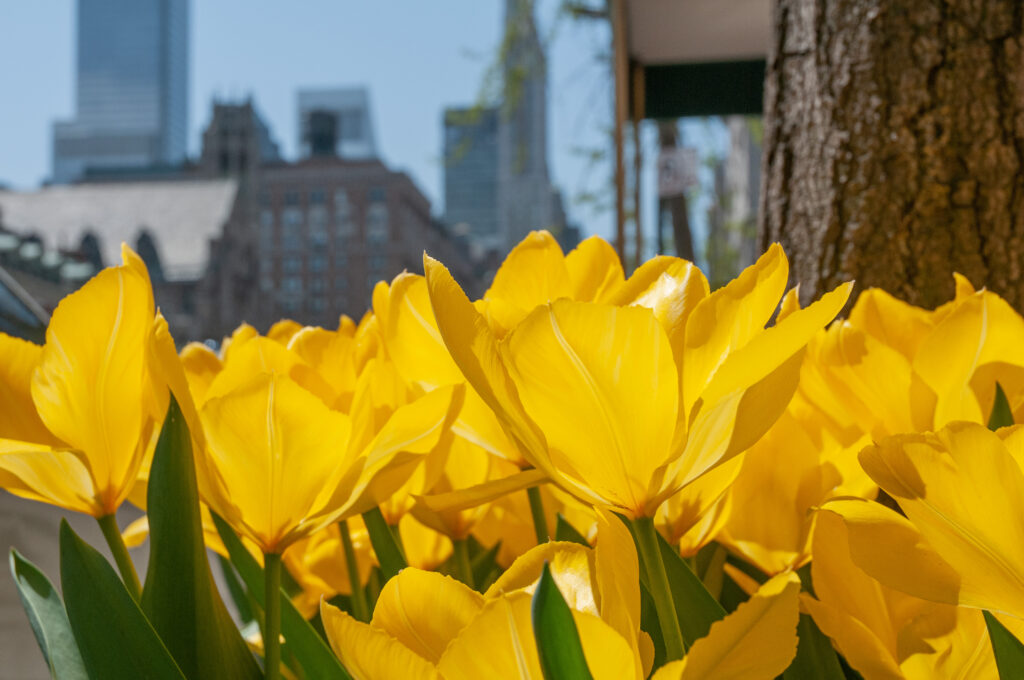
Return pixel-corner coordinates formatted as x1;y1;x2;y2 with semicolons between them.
52;0;189;183
297;88;378;160
443;0;565;252
443;107;500;244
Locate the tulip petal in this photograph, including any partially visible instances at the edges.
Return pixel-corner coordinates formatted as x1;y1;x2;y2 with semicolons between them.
857;423;1024;618
565;236;625;302
416;468;547;514
655;572;801;680
371;569;484;663
381;273;465;389
321;602;438;680
673;282;852;490
680;244;788;418
423;254;552;475
0;442;101;515
31;260;154;513
848;287;935;361
437;593;638;680
505;300;677;516
483;231;572;334
803;511;919;679
820;499;963;609
485;541;598;615
327;384;464;521
200;373;352;552
608;256;706;307
0;333;60;445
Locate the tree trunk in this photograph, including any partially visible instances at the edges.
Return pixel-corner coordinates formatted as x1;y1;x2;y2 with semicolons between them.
760;0;1024;309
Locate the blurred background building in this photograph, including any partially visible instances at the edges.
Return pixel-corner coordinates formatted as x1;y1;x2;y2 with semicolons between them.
443;0;572;256
52;0;189;184
298;88;378;160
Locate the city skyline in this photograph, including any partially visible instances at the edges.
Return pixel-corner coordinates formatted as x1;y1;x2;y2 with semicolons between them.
0;2;622;241
52;0;189;183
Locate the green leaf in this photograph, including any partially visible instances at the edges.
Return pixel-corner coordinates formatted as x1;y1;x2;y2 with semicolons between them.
361;507;407;581
531;563;595;680
211;512;351;680
989;383;1014;430
141;396;261;679
471;540;502;588
218;555;256;625
985;610;1024;678
9;549;88;680
782;614;846;680
58;520;186;680
555;514;590;546
626;519;726;647
638;581;666;670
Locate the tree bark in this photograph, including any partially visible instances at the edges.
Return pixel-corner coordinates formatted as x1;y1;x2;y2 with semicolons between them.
760;0;1024;309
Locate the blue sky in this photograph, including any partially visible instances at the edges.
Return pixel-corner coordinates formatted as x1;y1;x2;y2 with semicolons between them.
0;1;723;253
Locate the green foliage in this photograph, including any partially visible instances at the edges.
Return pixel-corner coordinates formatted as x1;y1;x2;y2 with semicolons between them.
361;507;408;581
783;615;846;680
9;549;87;680
59;520;186;680
141;397;261;679
989;382;1014;430
210;513;351;680
532;563;595;680
554;513;591;546
985;611;1024;679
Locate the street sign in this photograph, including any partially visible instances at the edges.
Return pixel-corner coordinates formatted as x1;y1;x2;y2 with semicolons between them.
657;147;699;198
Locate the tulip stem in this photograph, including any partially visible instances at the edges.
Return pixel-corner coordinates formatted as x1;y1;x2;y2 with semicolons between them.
97;513;141;601
526;486;549;544
452;538;475;589
632;516;686;661
263;552;282;680
339;519;370;621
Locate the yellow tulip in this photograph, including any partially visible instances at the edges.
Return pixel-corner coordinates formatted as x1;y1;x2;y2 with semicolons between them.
321;533;643;679
197;369;461;555
397;513;453;570
803;511;996;680
423;244;852;519
823;422;1024;620
713;405;870;575
284;519;375;619
650;572;801;680
0;245;160;518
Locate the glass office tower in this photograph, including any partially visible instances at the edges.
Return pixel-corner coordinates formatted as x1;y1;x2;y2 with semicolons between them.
52;0;189;183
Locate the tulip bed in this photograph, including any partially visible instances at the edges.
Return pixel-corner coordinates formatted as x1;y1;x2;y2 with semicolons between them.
3;230;1024;679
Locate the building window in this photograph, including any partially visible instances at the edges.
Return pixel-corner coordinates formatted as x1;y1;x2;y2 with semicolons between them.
259;222;275;249
334;190;355;238
334;275;348;290
282;224;302;251
369;254;388;273
366;203;388;244
260;274;274;291
310;254;327;272
368;187;386;202
309;201;328;246
334;253;348;270
282;206;303;227
310;188;326;205
310;276;326;293
310;296;327;313
260;209;274;227
284;191;300;206
281;298;299;313
283;256;302;273
282;276;303;293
